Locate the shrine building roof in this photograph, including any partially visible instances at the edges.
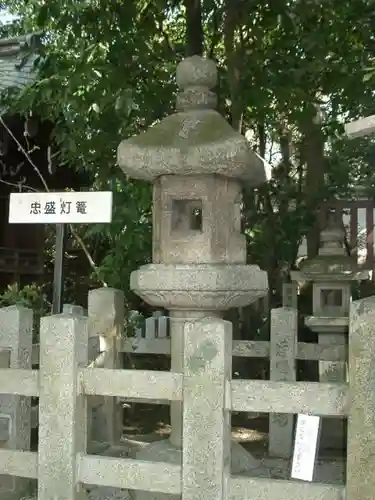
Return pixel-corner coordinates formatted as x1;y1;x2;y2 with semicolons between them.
0;32;42;95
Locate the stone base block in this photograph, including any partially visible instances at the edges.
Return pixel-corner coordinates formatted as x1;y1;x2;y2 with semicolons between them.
133;438;269;500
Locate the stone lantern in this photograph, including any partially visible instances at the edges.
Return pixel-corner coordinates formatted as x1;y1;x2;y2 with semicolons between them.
292;210;368;376
291;210;369;449
117;55;271;498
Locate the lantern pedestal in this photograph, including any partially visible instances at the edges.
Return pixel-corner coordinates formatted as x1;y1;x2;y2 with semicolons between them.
306;315;348;452
130;264;268;311
305;316;348;334
129;263;270;500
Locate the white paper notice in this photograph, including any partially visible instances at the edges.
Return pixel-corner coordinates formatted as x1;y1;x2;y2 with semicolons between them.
8;191;113;224
291;414;320;482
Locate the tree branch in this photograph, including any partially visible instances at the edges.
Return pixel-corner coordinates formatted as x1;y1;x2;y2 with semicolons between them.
0;179;31;192
0;116;49;191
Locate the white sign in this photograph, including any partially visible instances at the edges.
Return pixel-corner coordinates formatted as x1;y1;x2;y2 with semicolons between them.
291;414;320;482
8;191;113;224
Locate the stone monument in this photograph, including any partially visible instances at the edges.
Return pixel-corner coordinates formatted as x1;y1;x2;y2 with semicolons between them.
118;55;271;499
291;210;369;450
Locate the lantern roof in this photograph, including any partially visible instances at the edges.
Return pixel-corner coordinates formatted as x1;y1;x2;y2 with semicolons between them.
293;211;369;281
117;55;271;185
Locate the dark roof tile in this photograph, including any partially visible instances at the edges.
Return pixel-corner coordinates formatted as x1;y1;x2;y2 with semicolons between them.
0;33;42;93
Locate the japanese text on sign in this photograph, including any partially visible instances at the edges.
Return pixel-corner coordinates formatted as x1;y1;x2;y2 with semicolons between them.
30;199;88;216
9;191;113;224
291;414;320;482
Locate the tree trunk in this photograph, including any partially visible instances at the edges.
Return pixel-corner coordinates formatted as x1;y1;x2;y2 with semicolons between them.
300;107;326;258
223;0;243;131
184;0;204;56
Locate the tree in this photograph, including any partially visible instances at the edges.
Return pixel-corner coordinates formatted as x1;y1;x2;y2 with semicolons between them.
1;0;375;310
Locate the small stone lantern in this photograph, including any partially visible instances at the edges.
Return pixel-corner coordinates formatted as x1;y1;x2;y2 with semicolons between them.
117;55;271;499
291;210;368;346
309;215;353;331
291;210;369;450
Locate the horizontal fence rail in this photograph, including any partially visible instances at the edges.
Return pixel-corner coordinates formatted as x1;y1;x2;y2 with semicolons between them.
121;338;348;362
0;449;345;500
78;455;181;493
0;366;348;417
229;476;344;500
79;368;182;402
231;380;349;415
77;455;346;500
31;338;348;365
0;449;37;479
0;368;39;396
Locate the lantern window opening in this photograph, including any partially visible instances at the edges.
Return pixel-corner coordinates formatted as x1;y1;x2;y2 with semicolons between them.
171;199;203;232
321;288;343;308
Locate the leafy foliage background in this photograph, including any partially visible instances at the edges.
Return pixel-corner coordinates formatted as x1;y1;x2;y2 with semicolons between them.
0;0;375;316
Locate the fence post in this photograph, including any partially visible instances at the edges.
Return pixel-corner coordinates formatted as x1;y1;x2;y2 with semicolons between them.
38;313;88;500
269;307;297;458
63;304;85;316
182;317;231;500
88;288;124;447
347;297;375;500
0;305;33;498
282;282;298;309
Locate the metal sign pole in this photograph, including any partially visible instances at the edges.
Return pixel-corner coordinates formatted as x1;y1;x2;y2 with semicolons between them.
52;223;67;314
